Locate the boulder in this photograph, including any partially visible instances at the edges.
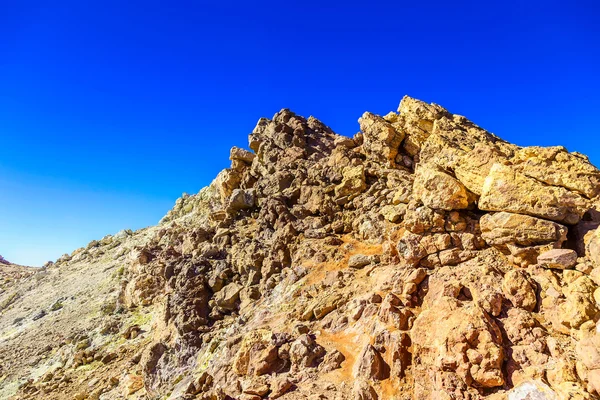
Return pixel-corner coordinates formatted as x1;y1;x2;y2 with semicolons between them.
507;380;557;400
502;269;537;311
552;275;598;330
511;146;600;199
577;335;600;394
230;146;255;164
348;254;376;269
453;143;508;196
394;96;449;156
233;330;284;376
480;212;567;247
289;334;325;368
353;344;388;381
270;376;293;399
228;189;256;212
538;249;578;270
318;350;345;373
480;211;568;267
335;165;367;200
215;168;242;203
214;282;243;311
479;163;589;225
359;111;404;166
413;164;471;210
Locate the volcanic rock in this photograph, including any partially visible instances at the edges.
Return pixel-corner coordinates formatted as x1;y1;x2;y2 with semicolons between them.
3;96;600;400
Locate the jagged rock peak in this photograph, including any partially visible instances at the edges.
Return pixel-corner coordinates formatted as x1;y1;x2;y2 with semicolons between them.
3;96;600;400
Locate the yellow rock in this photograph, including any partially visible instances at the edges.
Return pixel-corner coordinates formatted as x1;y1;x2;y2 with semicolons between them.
413;164;471;210
480;163;589;224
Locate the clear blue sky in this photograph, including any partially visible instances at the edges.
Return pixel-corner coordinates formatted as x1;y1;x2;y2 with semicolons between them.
1;1;598;266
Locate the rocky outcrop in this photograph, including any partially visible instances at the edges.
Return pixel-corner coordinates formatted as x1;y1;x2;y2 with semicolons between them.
3;96;600;400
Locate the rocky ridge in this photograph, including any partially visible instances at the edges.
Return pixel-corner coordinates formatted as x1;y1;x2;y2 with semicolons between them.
1;96;600;400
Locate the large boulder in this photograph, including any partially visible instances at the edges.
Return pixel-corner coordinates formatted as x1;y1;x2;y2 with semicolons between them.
387;96;450;156
511;146;600;199
480;212;567;247
479;164;589;225
480;211;569;267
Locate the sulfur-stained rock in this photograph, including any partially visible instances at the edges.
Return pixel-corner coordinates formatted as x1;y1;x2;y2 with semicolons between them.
233;330;284;376
394;96;449;156
553;275;599;330
412;298;505;396
301;292;344;321
479;163;589;224
413;164;471;210
123;374;144;396
7;95;600;400
512;146;600;199
335;165;367;200
215;168;242;204
380;204;406;223
454;143;508;196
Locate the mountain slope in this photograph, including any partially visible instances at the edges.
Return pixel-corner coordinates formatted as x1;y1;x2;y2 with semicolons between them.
2;96;600;400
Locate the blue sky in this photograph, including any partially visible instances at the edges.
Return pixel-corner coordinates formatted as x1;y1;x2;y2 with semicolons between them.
1;1;598;266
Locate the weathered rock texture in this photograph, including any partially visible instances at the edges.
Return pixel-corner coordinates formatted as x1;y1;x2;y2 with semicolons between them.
1;96;600;400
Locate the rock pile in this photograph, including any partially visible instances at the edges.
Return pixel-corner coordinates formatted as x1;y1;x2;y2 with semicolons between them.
4;96;600;400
